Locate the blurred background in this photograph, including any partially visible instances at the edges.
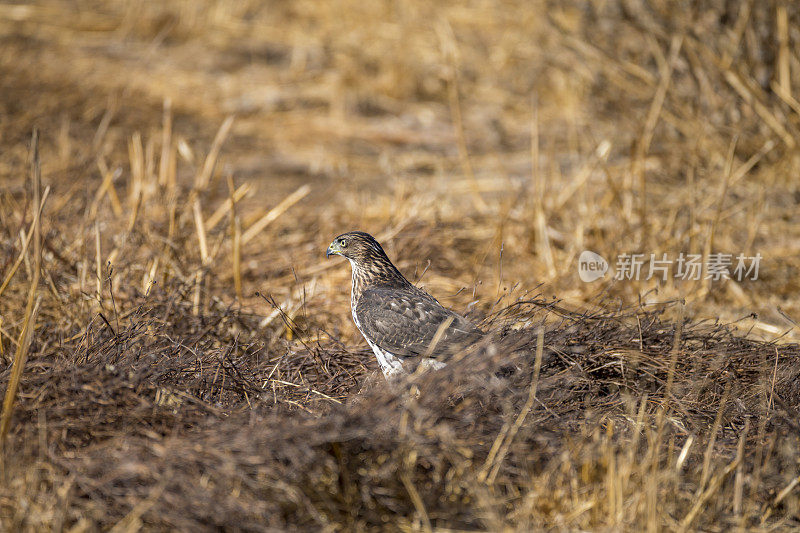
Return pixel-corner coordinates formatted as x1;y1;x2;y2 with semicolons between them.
2;1;799;343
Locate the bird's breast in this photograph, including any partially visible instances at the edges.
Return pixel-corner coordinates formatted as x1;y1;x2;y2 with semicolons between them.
351;302;361;331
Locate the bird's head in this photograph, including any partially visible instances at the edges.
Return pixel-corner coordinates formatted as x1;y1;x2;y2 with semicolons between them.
326;231;412;292
326;231;388;264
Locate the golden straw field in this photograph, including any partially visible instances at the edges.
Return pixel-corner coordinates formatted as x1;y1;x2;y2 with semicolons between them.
1;1;799;530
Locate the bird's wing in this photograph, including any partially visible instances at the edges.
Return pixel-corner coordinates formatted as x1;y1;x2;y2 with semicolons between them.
354;286;483;359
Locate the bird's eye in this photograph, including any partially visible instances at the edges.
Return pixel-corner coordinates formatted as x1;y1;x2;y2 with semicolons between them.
339;238;347;247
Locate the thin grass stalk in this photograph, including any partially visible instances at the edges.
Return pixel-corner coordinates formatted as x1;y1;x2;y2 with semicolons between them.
158;97;173;187
634;34;683;249
227;175;243;300
207;183;250;231
700;136;737;299
95;221;102;309
732;419;750;519
0;186;50;300
698;380;731;494
437;19;487;214
241;184;310;245
484;328;545;484
0;297;41;449
195;116;234;189
679;420;746;532
0;130;44;450
92;157;123;217
531;98;555;277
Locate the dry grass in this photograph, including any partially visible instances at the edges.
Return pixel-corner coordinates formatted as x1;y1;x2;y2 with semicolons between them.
1;0;800;530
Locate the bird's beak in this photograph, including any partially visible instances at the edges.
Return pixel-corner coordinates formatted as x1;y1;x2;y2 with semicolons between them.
326;245;338;258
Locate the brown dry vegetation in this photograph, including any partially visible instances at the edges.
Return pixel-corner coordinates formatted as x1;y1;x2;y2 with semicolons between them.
1;1;800;531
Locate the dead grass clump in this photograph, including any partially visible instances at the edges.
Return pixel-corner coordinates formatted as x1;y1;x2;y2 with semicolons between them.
3;285;800;529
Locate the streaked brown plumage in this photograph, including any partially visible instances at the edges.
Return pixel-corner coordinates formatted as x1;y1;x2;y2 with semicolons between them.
326;231;483;377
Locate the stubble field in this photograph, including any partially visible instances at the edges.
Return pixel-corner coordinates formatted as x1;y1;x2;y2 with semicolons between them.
1;1;800;530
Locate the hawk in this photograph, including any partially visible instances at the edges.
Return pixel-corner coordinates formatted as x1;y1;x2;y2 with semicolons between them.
326;231;483;377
